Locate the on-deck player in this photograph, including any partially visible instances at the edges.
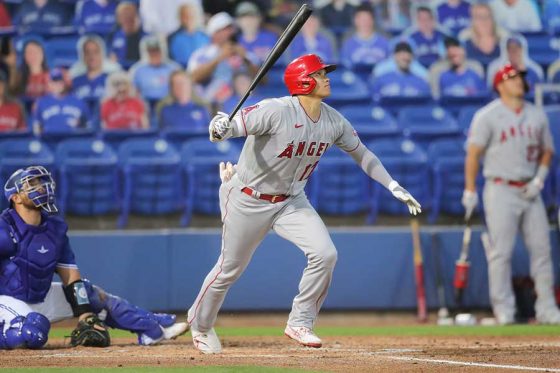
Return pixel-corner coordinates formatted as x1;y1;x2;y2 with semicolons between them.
0;166;188;349
188;54;422;354
462;64;560;325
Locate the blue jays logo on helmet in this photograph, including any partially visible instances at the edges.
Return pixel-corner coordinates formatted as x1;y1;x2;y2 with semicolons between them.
3;166;57;213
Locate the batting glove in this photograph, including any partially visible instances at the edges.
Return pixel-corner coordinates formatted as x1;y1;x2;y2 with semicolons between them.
209;112;232;142
521;177;543;200
389;181;422;215
461;189;478;220
219;161;236;183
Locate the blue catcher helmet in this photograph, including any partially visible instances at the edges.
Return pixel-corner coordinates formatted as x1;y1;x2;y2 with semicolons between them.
3;166;57;213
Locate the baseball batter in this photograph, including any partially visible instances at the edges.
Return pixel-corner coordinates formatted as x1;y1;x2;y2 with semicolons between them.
0;166;188;349
188;54;422;354
462;64;560;325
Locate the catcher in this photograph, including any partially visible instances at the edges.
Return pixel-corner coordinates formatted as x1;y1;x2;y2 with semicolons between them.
0;166;188;349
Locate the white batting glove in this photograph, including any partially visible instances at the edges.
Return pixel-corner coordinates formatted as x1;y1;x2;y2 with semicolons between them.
219;161;236;183
521;177;543;200
209;112;232;142
389;181;422;215
461;189;478;220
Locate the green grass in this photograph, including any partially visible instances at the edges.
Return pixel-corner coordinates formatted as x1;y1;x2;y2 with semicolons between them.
3;368;319;373
49;324;560;339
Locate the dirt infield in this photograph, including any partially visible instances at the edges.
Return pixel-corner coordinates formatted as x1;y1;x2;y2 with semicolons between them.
2;313;560;372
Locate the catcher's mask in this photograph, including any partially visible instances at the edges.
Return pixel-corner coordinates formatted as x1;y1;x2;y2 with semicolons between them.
4;166;58;213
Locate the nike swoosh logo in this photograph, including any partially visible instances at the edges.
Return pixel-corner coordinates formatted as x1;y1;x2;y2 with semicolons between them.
295;124;303;128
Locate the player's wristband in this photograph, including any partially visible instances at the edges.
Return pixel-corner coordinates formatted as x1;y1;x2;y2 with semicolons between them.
63;280;93;317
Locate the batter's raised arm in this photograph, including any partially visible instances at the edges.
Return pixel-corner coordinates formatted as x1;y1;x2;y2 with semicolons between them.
347;142;422;216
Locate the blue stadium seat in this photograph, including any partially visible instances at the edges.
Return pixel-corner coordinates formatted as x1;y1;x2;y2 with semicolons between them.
524;33;560;68
46;35;80;68
117;138;181;228
55;138;118;216
545;106;560;209
338;105;401;141
397;106;461;149
438;92;491;117
324;69;370;107
180;139;241;226
366;139;430;223
100;127;158;150
376;95;434;117
427;138;467;222
457;105;481;134
0;139;54;210
307;147;370;216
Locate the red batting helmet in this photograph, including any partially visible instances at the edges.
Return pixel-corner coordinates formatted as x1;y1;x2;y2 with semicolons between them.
493;63;520;90
284;54;336;95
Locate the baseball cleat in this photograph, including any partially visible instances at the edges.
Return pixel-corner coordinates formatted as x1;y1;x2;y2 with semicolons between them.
163;322;189;340
191;327;222;354
284;325;322;348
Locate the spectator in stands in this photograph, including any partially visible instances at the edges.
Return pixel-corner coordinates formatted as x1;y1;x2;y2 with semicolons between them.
318;0;358;37
129;36;180;104
13;0;73;34
487;34;544;94
436;0;471;36
33;68;90;136
220;71;264;114
370;0;412;33
340;4;389;69
109;1;145;69
268;0;309;29
0;1;11;28
0;71;26;133
405;6;448;68
74;0;118;36
100;71;148;130
70;35;121;103
188;12;258;104
370;41;430;99
168;3;209;68
13;39;50;99
543;0;560;34
489;0;542;33
458;3;508;67
235;2;278;65
430;37;486;98
140;0;192;36
288;13;337;63
157;70;209;130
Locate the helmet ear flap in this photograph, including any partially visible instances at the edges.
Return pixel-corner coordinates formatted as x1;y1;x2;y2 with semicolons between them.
296;75;316;95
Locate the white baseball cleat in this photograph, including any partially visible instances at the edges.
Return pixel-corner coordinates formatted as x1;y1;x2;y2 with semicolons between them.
191;327;222;354
163;322;189;340
284;325;322;348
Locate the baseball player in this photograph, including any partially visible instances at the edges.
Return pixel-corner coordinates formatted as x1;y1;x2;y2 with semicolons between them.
0;166;188;349
462;64;560;325
188;54;422;354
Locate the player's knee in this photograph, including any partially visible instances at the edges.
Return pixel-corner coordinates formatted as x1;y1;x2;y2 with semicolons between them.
3;313;50;349
312;246;338;268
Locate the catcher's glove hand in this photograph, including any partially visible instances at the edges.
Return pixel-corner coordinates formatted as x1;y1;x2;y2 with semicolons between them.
70;314;110;347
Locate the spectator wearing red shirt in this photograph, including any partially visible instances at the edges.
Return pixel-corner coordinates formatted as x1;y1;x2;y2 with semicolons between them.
100;71;148;130
0;1;12;28
0;71;26;132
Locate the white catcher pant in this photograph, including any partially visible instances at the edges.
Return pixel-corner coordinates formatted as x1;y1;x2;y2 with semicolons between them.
483;182;558;322
0;282;73;332
188;174;337;332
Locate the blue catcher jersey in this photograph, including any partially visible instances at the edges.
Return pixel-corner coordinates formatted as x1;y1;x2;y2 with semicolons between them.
0;209;77;303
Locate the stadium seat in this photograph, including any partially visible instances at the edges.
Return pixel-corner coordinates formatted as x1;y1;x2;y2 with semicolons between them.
545;106;560;209
376;95;434;117
457;105;481;134
117;138;181;228
524;33;560;68
55;138;118;216
397;106;461;149
438;92;491;117
323;68;370;107
307;147;370;216
427;138;467;222
0;138;54;210
46;35;80;68
180;139;241;226
100;127;158;150
338;105;401;141
366;139;430;223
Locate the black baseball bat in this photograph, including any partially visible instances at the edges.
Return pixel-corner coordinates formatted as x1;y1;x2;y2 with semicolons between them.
228;4;313;121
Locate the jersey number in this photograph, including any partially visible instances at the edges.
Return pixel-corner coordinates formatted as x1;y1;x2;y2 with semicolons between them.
299;161;319;181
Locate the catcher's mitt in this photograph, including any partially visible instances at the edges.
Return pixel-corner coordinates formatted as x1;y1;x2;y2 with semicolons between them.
70;314;110;347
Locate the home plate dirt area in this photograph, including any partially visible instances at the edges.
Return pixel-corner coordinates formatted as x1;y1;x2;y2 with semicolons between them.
2;313;560;372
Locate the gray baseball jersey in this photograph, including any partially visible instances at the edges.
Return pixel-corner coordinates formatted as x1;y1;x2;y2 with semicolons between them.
467;98;559;324
468;98;554;180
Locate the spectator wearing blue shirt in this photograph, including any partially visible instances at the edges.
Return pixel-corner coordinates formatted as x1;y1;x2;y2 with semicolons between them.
168;3;209;68
288;13;337;63
33;68;90;136
340;4;390;70
129;36;180;104
429;37;486;98
70;35;121;113
370;41;431;100
75;0;117;36
437;0;471;36
405;6;449;68
13;0;73;34
109;2;145;69
157;70;210;130
235;2;278;65
318;0;358;39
